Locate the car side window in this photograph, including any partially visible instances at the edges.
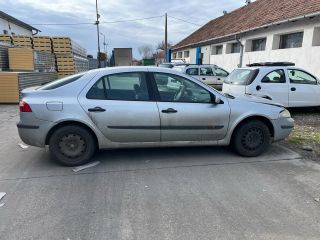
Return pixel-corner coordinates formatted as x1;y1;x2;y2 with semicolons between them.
261;70;286;83
288;69;317;85
186;68;199;76
214;67;229;77
153;73;212;103
200;67;213;76
86;72;150;101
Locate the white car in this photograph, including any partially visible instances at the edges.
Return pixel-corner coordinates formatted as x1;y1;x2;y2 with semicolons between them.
173;64;229;90
222;62;320;108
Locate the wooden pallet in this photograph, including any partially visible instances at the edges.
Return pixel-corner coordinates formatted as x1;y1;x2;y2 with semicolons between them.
8;48;34;71
0;35;12;45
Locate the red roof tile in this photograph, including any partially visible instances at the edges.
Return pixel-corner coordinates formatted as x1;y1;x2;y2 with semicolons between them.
172;0;320;50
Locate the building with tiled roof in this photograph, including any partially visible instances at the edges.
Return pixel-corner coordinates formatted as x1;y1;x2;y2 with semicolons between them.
171;0;320;77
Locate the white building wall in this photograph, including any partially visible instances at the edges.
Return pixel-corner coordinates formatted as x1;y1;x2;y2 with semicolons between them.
213;18;320;76
0;18;32;36
201;45;211;64
173;17;320;77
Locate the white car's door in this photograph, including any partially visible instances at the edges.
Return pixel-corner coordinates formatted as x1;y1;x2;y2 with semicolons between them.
287;69;320;107
247;69;289;107
199;67;216;86
212;67;229;90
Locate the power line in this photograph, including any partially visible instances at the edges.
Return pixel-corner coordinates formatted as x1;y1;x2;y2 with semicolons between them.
101;15;164;24
30;15;164;26
167;15;202;26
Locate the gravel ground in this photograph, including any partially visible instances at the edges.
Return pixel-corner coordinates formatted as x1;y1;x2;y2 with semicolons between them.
281;108;320;162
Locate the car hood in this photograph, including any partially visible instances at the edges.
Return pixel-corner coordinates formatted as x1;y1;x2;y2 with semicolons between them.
231;94;284;107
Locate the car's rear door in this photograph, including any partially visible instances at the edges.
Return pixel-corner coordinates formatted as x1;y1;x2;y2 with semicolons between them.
78;71;160;143
152;72;230;142
246;69;289;106
185;67;200;81
287;69;320;107
199;67;216;86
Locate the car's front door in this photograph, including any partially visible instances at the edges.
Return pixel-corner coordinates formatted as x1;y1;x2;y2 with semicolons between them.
212;67;229;90
287;69;320;107
247;69;289;106
152;72;230;142
79;72;160;142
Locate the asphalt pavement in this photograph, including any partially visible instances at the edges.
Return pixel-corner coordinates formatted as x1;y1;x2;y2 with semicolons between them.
0;104;319;240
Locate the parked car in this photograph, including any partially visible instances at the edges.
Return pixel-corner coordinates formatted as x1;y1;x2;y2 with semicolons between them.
173;64;229;90
158;63;175;68
223;62;320;108
17;66;294;166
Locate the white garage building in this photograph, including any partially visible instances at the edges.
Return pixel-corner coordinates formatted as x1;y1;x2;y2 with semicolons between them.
171;0;320;77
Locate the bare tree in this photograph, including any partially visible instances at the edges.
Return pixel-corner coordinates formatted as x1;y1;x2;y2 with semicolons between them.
138;44;154;59
156;40;172;51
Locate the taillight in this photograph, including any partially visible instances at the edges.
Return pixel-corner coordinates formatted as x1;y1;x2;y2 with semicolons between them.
19;101;32;112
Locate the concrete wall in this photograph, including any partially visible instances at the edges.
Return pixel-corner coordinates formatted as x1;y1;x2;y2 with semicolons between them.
0;18;32;36
172;17;320;77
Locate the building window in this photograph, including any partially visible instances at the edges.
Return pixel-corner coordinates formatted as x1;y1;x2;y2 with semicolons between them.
312;27;320;46
231;42;241;53
178;52;183;58
184;51;190;58
3;30;8;34
173;53;177;59
212;45;223;55
252;38;266;51
279;32;303;49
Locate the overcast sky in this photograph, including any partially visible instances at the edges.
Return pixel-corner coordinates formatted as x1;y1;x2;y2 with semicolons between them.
1;0;245;58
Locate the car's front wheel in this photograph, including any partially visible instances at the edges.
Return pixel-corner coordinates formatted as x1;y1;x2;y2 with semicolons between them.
49;125;96;166
232;120;271;157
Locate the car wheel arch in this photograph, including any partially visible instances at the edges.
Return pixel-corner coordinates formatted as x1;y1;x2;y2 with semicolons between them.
45;120;99;147
230;115;275;140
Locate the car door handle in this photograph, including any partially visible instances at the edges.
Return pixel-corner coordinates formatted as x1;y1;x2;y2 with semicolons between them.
256;85;261;91
162;108;178;114
217;78;221;80
291;87;296;91
202;78;206;80
88;107;106;112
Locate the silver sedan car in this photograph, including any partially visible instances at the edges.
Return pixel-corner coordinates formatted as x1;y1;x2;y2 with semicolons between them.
17;67;294;166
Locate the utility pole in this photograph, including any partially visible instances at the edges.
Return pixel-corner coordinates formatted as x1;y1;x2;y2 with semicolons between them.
95;0;101;68
164;13;168;61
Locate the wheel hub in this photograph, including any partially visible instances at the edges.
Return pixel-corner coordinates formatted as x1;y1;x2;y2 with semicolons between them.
242;128;264;150
59;134;86;158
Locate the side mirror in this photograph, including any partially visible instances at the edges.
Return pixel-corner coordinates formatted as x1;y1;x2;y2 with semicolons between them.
215;96;223;104
211;94;223;104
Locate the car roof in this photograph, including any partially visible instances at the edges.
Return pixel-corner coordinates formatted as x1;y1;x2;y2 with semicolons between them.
86;66;183;75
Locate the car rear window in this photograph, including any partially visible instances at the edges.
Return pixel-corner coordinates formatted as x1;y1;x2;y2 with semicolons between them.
38;73;85;90
224;69;259;85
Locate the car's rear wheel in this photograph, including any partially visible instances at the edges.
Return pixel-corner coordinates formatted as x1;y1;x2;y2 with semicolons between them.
232;120;271;157
49;125;96;166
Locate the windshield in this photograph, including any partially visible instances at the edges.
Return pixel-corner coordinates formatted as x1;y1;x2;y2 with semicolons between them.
38;73;86;90
224;69;259;85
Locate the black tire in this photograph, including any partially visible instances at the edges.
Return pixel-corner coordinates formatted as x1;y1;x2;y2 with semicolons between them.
232;120;271;157
49;125;96;166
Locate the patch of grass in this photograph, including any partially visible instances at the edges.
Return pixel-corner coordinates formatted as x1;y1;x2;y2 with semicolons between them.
288;130;320;145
